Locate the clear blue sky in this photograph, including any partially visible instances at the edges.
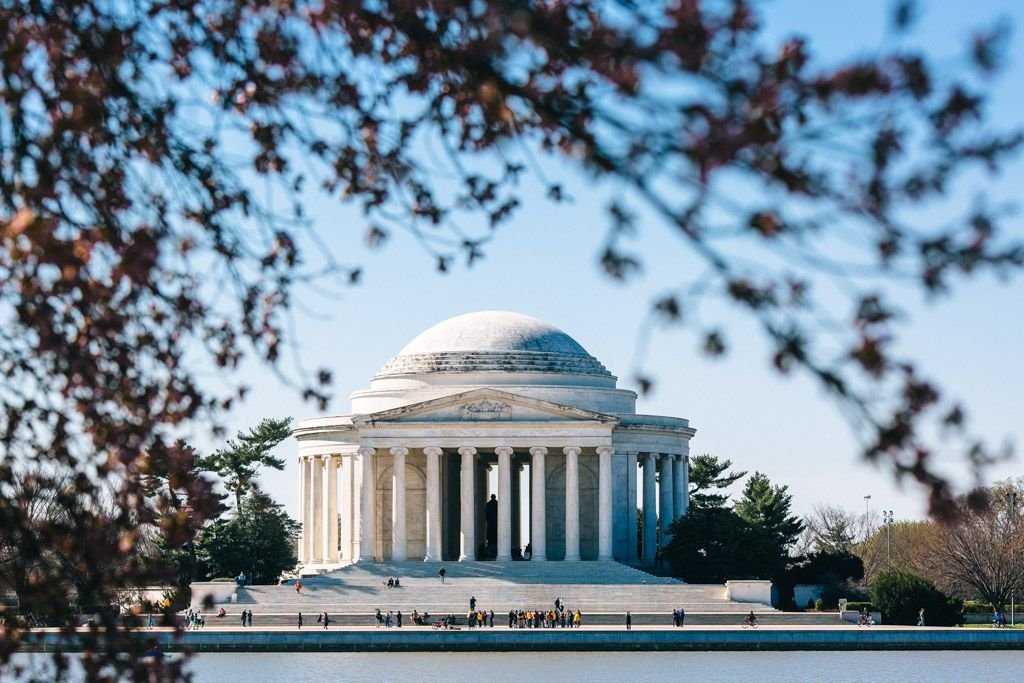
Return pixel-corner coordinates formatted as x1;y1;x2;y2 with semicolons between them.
193;0;1024;524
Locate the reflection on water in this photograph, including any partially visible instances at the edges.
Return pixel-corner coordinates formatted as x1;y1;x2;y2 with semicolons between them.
6;649;1012;683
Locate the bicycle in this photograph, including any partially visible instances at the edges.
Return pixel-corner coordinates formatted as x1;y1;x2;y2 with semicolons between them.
741;616;758;629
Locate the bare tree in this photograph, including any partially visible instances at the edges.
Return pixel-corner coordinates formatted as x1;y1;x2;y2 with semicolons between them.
929;481;1024;612
800;504;859;555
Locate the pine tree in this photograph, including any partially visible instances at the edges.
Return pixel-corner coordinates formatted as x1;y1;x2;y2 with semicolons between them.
687;454;747;510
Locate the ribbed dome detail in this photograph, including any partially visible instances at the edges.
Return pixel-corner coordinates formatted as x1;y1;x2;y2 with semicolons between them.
376;311;612;378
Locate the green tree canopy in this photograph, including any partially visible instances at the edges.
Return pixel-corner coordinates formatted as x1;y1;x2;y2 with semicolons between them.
871;571;962;627
197;490;299;585
664;507;767;583
687;454;747;510
735;472;804;550
199;417;292;512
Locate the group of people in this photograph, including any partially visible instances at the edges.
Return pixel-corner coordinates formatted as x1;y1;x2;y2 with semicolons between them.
239;610;254;627
672;607;686;627
993;611;1011;627
296;611;332;629
374;608;404;627
507;607;582;628
383;577;402;588
183;609;205;630
466;609;495;628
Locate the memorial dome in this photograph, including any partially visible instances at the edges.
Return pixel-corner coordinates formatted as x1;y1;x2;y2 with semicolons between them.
375;311;612;379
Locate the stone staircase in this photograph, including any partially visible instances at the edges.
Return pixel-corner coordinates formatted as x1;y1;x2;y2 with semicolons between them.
223;561;768;620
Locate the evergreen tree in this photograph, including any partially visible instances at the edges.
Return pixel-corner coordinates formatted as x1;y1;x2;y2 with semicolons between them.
735;472;804;549
199;417;292;512
664;508;768;583
197;490;300;585
687;454;747;510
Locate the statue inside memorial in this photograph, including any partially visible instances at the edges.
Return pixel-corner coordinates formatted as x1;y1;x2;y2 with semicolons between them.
485;494;498;559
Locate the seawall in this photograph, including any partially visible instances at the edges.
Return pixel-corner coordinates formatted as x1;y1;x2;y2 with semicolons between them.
20;628;1024;653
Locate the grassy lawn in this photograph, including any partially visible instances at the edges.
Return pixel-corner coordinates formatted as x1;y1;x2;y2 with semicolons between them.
960;623;1024;629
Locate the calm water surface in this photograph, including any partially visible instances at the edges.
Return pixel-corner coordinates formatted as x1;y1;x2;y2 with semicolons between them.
7;651;1012;682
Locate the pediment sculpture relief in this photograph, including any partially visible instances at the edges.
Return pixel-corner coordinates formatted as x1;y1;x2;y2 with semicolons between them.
460;400;512;421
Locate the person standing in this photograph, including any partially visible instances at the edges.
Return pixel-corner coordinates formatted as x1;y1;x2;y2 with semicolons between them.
323;612;330;630
397;610;403;628
247;610;253;627
297;612;303;629
625;611;632;630
240;610;247;628
438;566;446;584
469;595;476;611
489;609;494;628
295;578;303;595
917;608;925;627
679;607;685;627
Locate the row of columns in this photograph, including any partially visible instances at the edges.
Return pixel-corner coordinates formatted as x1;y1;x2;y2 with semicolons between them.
639;452;688;562
299;446;682;565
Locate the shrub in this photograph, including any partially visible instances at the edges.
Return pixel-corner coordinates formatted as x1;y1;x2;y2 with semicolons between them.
962;601;995;614
844;602;875;612
814;598;824;611
871;571;963;626
806;599;816;610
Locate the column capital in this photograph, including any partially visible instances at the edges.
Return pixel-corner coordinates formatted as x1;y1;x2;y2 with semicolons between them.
357;446;376;457
596;445;614;457
389;446;409;457
458;446;477;457
494;446;514;457
423;446;443;457
562;446;582;457
529;446;548;457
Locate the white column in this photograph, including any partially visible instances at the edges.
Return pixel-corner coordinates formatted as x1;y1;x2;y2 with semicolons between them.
626;451;638;561
642;452;657;563
306;456;316;562
312;456;324;563
390;447;408;561
530;446;547;561
658;453;674;546
458;446;477;561
681;453;690;516
597;445;613;560
298;457;307;564
496;446;513;561
321;454;336;564
563;446;581;561
340;455;353;562
423;447;442;561
358;446;376;562
672;454;685;522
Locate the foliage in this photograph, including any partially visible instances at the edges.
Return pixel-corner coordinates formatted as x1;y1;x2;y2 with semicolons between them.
844;602;876;613
871;571;963;626
665;507;766;583
1;0;1020;675
198;417;292;511
687;454;747;510
735;472;803;550
196;491;299;586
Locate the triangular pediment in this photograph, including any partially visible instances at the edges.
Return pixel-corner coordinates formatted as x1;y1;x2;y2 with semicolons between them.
353;388;618;425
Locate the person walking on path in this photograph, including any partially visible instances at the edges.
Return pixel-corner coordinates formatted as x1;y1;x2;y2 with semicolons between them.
917;608;925;627
469;595;476;611
247;610;253;627
438;566;446;584
626;611;632;630
240;610;247;628
679;607;685;627
323;612;330;629
297;612;303;629
397;610;403;628
295;578;303;595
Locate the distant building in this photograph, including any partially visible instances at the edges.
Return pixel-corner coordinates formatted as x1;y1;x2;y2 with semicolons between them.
293;311;694;570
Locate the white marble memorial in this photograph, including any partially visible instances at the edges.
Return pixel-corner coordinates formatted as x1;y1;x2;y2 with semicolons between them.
293;311;695;570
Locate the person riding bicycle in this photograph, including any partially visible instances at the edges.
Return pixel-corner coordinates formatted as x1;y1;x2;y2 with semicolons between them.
747;610;757;626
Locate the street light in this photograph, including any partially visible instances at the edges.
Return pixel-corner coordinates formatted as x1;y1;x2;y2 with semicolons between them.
864;495;872;519
882;510;895;569
1008;491;1018;626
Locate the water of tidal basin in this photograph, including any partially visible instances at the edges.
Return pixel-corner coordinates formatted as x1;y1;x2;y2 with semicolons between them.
9;650;1012;682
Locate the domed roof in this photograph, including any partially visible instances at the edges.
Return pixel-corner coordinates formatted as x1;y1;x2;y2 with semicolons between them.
376;311;612;378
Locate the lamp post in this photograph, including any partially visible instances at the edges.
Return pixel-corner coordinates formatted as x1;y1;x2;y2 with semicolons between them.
1008;491;1018;626
882;510;894;569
